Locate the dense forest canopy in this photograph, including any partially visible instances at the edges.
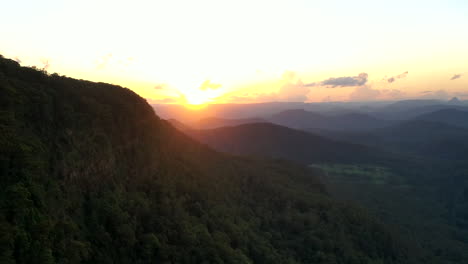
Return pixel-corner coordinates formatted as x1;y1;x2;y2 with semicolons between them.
0;55;418;263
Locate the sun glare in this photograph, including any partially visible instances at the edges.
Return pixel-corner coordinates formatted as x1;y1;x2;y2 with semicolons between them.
185;94;210;105
180;85;226;107
182;91;213;109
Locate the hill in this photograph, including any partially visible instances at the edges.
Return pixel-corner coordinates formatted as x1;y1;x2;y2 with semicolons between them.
193;117;266;129
185;120;468;262
307;119;468;161
188;122;402;165
0;55;414;263
414;108;468;128
372;101;468;120
167;118;192;131
269;109;392;131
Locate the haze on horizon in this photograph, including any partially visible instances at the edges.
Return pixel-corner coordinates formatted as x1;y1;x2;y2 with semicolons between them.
1;0;467;105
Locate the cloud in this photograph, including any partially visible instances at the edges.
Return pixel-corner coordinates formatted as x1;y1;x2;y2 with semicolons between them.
349;85;381;101
146;97;180;104
381;89;406;100
322;72;368;87
154;84;166;90
419;89;451;100
220;71;311;102
430;90;450;100
96;53;113;69
118;57;134;67
217;92;278;103
95;54;134;69
387;71;408;83
322;96;332;102
277;80;309;101
306;73;368;88
199;80;222;90
216;71;311;103
276;71;310;101
450;74;462;80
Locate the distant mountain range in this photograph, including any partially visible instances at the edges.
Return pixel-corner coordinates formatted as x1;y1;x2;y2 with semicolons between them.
2;54;416;263
192;117;266;129
371;99;468;120
170;104;468;161
162;100;468;263
152;98;468;124
306;116;468;160
414;108;468;128
269;109;393;131
176;122;403;166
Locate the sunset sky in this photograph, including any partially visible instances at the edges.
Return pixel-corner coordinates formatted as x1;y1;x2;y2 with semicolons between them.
1;0;467;105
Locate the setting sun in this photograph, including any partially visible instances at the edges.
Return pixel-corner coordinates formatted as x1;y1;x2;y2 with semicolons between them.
179;80;226;106
3;1;468;263
184;91;212;106
1;0;467;103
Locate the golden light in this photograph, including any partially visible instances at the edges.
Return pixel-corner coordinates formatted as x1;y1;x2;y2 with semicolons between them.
184;92;212;105
176;79;227;107
181;89;218;107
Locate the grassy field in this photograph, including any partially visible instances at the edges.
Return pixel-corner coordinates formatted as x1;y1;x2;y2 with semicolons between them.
309;163;395;185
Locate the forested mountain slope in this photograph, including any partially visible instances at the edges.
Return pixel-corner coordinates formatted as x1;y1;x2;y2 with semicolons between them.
187;122;403;166
306;120;468;161
0;55;415;263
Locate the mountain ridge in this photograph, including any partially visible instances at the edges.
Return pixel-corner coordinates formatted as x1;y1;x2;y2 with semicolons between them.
0;55;414;263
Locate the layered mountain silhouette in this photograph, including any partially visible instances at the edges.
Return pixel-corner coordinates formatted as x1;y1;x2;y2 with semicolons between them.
269;109;392;131
414;108;468;128
192;117;266;129
183;122;403;166
306;118;468;160
0;55;415;263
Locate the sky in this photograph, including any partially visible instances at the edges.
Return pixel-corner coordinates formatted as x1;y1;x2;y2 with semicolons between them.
1;0;468;105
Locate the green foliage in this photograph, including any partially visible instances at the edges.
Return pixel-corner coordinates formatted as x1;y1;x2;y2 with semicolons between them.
318;162;468;263
0;55;413;263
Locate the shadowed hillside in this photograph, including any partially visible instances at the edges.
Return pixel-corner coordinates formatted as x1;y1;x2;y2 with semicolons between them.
0;55;416;263
307;120;468;161
187;122;403;166
414;108;468;128
193;117;266;129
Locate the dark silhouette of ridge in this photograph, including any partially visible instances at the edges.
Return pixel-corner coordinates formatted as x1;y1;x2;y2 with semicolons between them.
414;108;468;128
188;122;401;165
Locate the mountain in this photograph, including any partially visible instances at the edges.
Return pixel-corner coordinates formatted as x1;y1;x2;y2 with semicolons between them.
448;97;462;105
307;120;468;160
0;55;414;263
188;122;402;165
380;99;443;112
184;119;468;261
151;101;395;123
269;109;392;131
167;118;191;131
192;117;266;129
153;100;467;126
414;108;468;128
372;100;468;120
268;109;323;129
152;102;307;123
